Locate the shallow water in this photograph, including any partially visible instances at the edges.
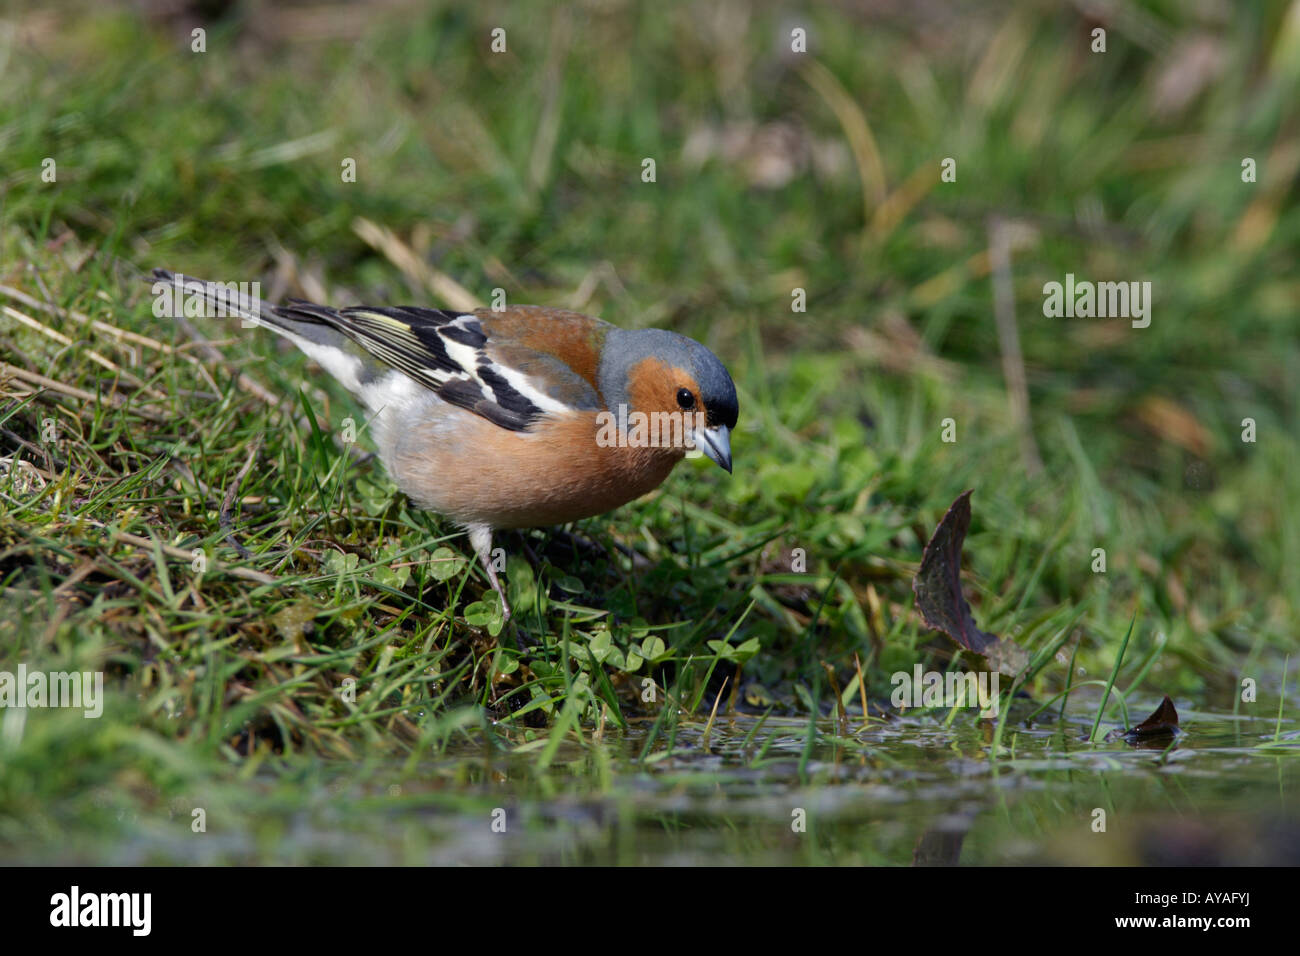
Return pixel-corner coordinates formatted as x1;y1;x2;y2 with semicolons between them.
71;704;1299;866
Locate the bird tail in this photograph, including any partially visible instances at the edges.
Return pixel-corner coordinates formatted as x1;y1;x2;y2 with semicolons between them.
146;268;383;399
147;268;292;333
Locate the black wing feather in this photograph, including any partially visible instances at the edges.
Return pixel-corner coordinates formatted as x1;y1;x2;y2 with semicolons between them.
271;303;548;431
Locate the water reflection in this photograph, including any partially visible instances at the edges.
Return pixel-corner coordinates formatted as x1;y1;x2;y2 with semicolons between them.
68;708;1297;865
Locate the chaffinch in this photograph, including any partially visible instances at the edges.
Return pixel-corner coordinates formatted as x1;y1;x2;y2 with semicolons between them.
150;269;739;621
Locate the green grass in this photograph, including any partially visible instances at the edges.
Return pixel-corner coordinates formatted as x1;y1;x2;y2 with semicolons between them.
1;0;1297;862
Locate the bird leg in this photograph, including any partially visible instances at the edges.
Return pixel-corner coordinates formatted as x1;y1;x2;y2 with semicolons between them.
467;524;512;624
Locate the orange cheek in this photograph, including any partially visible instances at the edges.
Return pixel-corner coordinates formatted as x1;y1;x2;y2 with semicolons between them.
627;358;699;413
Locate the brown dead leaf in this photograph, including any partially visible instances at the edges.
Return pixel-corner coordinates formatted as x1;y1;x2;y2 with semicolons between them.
911;490;1028;677
1126;695;1181;739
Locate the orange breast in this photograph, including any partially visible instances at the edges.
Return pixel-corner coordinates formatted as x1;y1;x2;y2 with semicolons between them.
384;407;684;529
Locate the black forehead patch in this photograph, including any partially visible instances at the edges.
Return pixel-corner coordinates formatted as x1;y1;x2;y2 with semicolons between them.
705;401;737;430
691;355;738;429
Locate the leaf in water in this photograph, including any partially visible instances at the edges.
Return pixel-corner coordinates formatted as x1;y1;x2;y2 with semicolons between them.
911;490;1027;676
1127;695;1180;738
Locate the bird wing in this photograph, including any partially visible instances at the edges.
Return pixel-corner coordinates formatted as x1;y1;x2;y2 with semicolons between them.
273;301;607;431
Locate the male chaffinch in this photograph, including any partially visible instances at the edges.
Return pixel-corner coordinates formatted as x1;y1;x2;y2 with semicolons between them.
151;269;739;621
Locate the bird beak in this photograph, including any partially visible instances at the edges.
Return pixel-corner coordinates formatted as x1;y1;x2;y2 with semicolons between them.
694;425;733;473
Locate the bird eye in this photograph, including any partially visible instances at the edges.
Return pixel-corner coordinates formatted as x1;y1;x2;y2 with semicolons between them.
676;388;696;409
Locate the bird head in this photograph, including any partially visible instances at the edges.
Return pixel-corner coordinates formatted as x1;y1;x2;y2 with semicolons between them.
599;328;738;472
